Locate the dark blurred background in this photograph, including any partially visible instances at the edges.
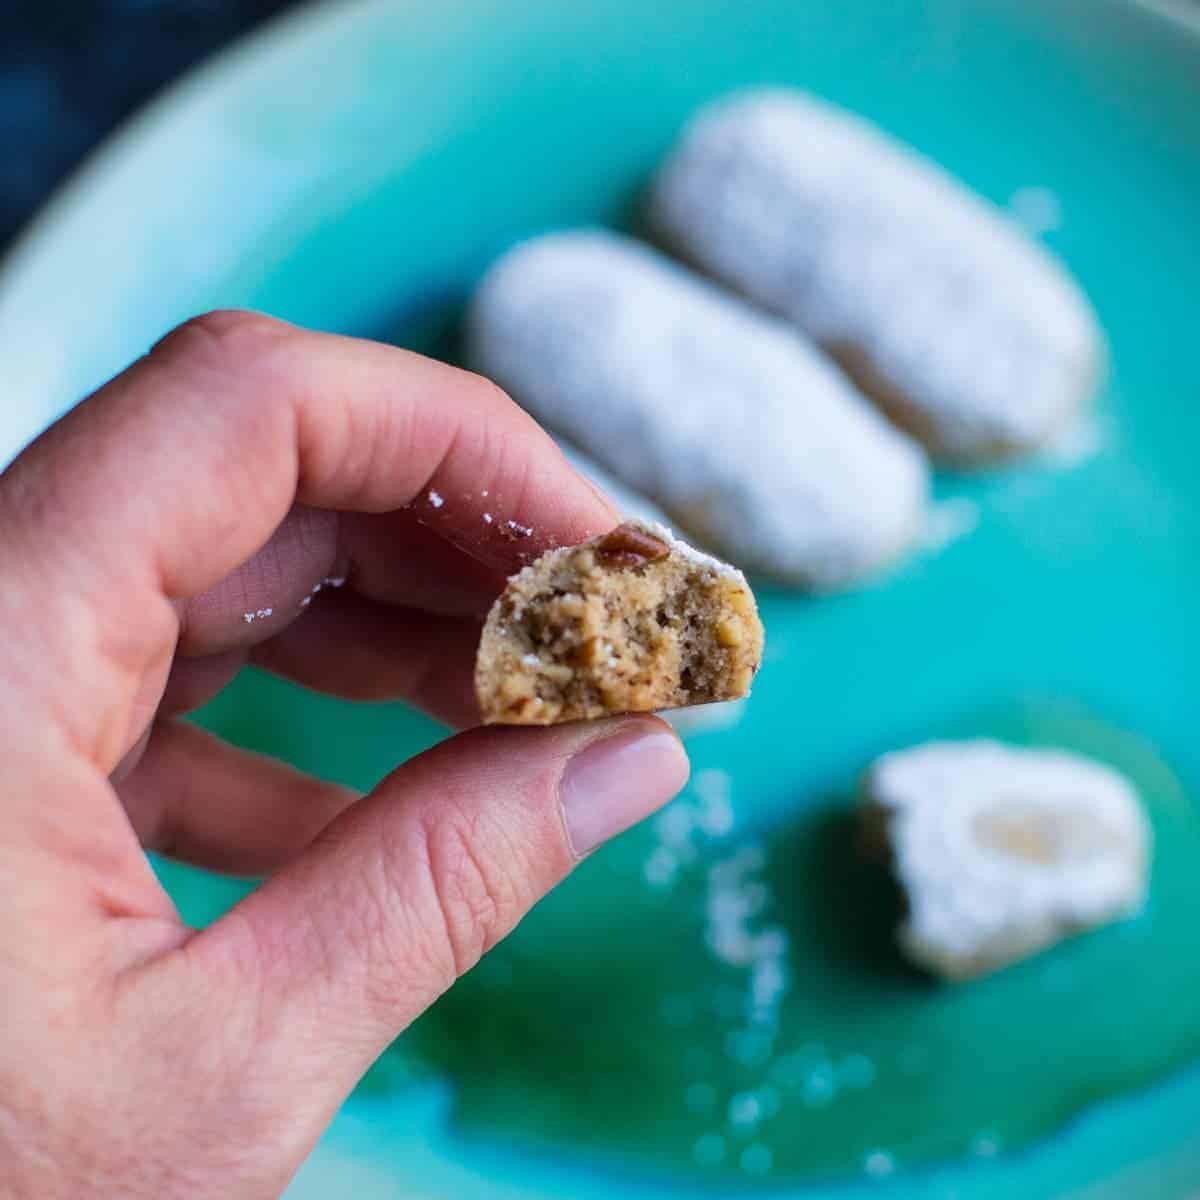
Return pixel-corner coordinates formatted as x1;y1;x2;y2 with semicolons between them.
1;1;299;254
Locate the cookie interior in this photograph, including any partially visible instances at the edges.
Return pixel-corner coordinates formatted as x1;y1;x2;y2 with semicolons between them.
476;524;763;725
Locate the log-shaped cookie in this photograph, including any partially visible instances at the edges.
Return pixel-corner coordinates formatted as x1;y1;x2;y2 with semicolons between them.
863;740;1151;980
475;520;763;725
649;90;1105;462
466;231;928;589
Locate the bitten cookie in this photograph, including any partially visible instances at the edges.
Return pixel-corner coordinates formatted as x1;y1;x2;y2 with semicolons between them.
475;520;764;725
862;741;1151;980
466;230;929;590
649;90;1105;463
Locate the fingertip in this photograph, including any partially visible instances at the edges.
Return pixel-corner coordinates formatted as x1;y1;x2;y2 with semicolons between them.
557;715;691;858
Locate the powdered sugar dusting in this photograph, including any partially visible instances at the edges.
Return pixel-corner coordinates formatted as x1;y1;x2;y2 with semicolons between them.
667;698;748;737
920;497;979;554
498;518;749;598
1009;186;1063;237
641;518;747;584
649;90;1103;460
866;740;1150;974
467;231;929;589
863;1149;897;1178
641;773;791;1038
1041;412;1107;467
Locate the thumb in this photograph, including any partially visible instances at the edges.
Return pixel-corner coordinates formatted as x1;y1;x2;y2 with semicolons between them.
192;715;687;1134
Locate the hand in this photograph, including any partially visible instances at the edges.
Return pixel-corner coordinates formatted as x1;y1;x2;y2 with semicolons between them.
0;311;689;1198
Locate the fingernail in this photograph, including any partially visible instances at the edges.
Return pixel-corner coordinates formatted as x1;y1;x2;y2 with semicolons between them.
560;723;690;857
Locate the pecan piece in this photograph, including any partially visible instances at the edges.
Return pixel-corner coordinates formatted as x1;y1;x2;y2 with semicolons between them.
594;522;671;568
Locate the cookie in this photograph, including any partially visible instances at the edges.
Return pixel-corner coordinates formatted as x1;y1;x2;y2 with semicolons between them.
475;520;764;725
863;740;1151;980
649;90;1105;463
467;231;929;590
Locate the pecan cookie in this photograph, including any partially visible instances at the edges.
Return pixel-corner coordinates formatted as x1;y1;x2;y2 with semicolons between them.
467;230;929;589
649;90;1104;463
862;740;1151;979
476;520;764;725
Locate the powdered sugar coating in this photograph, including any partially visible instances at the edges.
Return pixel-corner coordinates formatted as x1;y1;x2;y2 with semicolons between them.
467;231;929;589
501;517;747;597
865;740;1150;977
649;90;1104;461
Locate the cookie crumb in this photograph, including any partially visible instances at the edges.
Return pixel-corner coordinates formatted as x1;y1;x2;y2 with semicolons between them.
863;1149;896;1178
1009;185;1063;236
970;1131;1002;1159
920;498;979;554
501;519;534;540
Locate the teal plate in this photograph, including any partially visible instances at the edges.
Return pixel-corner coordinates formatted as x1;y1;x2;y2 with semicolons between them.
2;1;1199;1196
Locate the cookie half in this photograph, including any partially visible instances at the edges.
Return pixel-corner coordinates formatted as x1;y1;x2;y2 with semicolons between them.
476;520;764;725
863;740;1151;979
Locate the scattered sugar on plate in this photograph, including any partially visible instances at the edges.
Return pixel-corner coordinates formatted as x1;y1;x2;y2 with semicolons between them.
1040;412;1108;467
970;1130;1003;1159
920;497;980;554
727;1090;763;1132
863;1148;897;1178
1009;185;1063;236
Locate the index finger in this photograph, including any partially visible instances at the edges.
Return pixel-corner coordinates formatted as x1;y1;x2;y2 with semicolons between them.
0;310;618;764
4;309;616;594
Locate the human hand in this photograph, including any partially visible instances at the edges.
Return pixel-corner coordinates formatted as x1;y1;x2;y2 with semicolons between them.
0;312;690;1197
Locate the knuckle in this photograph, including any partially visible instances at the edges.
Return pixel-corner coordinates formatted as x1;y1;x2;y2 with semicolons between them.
350;819;456;1020
463;369;515;415
151;309;293;378
418;803;518;980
